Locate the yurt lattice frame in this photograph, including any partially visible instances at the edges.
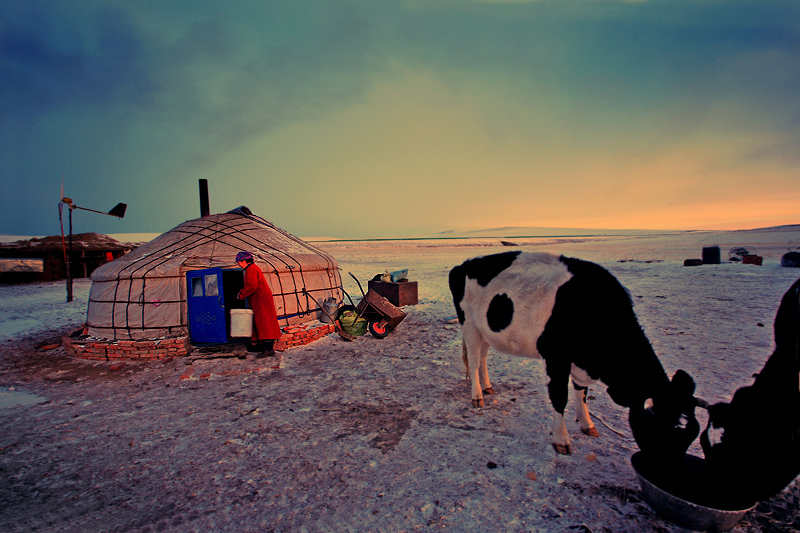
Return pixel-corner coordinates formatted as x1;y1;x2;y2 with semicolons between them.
87;208;343;341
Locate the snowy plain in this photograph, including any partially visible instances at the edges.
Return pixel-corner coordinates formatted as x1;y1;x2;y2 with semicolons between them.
1;227;799;532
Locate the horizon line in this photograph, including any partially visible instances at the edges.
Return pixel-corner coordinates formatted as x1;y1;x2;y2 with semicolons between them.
1;223;798;244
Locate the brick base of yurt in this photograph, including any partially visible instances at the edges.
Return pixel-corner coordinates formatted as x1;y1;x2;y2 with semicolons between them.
62;323;338;362
63;335;192;361
274;323;336;351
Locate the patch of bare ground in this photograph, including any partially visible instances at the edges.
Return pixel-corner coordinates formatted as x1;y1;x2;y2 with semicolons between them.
0;309;798;532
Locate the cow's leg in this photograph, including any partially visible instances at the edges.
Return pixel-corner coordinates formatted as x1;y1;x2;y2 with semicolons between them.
545;356;572;454
463;325;490;408
550;411;570;455
461;338;470;381
478;341;494;397
461;336;493;393
572;384;599;437
571;365;599;437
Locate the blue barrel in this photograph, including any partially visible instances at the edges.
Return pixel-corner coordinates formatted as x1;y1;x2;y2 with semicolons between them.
702;246;721;265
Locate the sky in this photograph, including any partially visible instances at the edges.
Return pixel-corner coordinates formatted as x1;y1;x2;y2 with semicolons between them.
2;0;799;239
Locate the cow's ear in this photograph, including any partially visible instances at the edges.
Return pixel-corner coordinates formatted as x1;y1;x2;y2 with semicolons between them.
671;369;696;394
643;398;655;415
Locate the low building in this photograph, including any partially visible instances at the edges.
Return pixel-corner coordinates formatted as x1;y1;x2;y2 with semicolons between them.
0;233;137;283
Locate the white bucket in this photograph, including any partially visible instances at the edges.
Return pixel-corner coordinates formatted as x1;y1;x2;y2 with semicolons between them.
230;309;254;337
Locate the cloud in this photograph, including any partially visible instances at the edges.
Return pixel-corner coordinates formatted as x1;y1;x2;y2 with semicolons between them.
1;1;799;236
0;6;153;119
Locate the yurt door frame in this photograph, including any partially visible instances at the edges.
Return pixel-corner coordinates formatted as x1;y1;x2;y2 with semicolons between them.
186;268;228;343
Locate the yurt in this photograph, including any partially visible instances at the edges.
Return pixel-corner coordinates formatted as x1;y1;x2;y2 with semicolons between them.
86;207;343;342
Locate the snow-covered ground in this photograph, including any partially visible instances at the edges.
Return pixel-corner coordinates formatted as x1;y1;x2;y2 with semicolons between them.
0;279;91;341
1;228;799;532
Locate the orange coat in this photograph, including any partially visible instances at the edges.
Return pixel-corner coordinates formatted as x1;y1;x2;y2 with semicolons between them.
238;263;281;341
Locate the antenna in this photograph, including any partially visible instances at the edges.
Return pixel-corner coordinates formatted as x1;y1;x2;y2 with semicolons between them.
60;195;127;302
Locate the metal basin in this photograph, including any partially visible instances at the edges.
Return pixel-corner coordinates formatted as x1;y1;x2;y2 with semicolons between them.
632;452;756;532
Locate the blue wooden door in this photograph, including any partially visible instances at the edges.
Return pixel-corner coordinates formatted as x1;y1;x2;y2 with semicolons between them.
187;268;227;343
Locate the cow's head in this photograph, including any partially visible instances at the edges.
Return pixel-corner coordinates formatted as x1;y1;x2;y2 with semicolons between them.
629;369;701;465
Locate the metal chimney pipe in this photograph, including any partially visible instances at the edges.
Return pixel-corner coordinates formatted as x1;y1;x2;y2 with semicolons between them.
199;179;210;217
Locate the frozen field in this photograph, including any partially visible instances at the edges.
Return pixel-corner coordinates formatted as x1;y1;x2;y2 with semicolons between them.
0;227;799;532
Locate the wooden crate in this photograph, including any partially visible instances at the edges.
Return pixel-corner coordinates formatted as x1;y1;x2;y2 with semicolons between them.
367;280;418;307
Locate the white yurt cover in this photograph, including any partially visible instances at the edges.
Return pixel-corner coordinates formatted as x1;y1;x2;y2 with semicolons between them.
87;207;342;340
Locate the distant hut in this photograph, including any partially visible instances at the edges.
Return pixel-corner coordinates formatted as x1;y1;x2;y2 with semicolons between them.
0;233;134;283
86;207;343;342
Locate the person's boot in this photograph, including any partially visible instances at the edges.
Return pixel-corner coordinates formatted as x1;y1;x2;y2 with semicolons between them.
255;340;276;358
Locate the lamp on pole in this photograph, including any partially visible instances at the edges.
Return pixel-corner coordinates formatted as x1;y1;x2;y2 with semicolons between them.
61;197;127;302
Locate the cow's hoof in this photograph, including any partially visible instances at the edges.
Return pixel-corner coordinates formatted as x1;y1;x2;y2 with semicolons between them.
581;427;600;438
472;398;484;408
552;443;571;455
483;387;495;395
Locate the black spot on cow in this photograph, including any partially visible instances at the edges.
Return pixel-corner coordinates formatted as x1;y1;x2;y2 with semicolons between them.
487;293;514;332
465;251;521;287
448;265;468;324
449;251;521;324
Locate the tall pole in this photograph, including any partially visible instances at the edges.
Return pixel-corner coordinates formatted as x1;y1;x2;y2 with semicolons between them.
66;206;73;302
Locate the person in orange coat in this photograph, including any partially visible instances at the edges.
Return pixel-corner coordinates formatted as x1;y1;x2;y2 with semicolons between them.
235;251;281;358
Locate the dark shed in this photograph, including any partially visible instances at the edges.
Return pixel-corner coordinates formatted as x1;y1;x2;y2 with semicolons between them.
0;233;137;283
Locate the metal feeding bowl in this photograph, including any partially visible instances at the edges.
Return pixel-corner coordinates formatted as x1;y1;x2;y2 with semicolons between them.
632;452;756;532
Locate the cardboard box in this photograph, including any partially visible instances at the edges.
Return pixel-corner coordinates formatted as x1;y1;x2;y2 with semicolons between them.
742;255;763;265
367;280;418;307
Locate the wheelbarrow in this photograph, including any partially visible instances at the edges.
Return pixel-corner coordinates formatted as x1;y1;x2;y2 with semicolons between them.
341;272;407;339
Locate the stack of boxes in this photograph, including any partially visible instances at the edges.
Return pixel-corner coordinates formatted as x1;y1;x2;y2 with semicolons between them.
274;322;336;351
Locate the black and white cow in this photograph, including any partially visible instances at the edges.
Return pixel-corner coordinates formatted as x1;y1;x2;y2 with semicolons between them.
698;277;800;508
449;251;700;456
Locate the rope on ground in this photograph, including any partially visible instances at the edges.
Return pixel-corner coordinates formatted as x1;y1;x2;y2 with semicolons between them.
590;412;630;438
